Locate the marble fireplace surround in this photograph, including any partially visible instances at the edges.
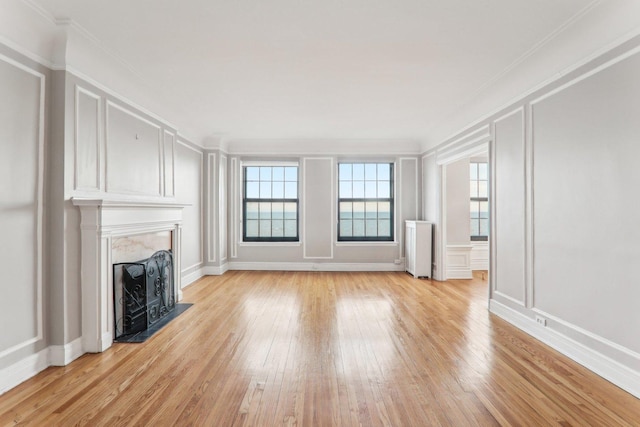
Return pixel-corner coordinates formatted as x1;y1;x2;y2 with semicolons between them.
72;198;187;353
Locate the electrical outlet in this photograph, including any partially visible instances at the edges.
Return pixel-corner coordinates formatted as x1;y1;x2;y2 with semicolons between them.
535;315;547;326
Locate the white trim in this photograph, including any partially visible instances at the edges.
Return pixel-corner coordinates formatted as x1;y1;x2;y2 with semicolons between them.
0;34;54;68
421;151;436;222
105;100;163;197
240;241;302;247
493;106;528;306
0;336;41;360
437;125;491;155
228;262;404;272
531;308;640;361
227;139;422;156
241;160;299;167
489;132;497;300
335;242;398;247
35;55;45;354
49;337;83;367
399;157;419;260
65;68;180;133
182;268;204;288
524;103;535;309
55;18;143;80
230;157;239;258
163;130;176;197
530;44;640;107
74;85;102;192
0;53;46;359
203;264;230;276
438;164;448;281
0;348;49;396
494;290;525;307
490;300;640;400
207;153;217;263
182;262;202;275
176;139;205;268
438;140;490;166
219;154;228;262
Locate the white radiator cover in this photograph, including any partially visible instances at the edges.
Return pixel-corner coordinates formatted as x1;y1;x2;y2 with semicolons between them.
405;221;432;278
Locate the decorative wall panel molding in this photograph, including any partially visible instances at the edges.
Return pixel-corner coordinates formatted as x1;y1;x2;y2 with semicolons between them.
0;54;45;360
446;245;473;279
303;158;334;259
470;242;489;271
74;85;102;192
175;141;203;273
399;158;419;259
207;153;217;263
105;101;162;196
437;125;491;165
219;154;228;262
163;131;175;197
492;107;526;306
230;157;239;259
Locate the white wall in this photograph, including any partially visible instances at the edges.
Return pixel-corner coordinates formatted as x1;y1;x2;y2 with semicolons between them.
0;38;205;394
175;140;204;280
434;34;640;398
0;47;47;375
223;154;420;271
531;48;640;354
422;152;440;278
445;158;470;244
444;157;472;279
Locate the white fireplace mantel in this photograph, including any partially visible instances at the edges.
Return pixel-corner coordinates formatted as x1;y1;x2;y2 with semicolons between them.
72;198;187;353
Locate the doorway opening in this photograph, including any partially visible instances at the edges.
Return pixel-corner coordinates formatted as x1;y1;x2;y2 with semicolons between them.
439;147;490;283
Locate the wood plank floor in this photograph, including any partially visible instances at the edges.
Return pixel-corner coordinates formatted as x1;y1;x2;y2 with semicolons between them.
1;271;639;426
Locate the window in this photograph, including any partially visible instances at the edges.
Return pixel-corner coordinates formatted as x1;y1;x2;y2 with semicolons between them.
243;165;298;242
470;162;488;241
338;162;394;241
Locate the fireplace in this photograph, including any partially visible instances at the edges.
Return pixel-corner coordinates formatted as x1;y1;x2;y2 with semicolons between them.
73;198;186;352
113;250;175;339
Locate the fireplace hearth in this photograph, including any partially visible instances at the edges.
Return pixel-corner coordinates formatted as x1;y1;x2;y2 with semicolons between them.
114;250;175;339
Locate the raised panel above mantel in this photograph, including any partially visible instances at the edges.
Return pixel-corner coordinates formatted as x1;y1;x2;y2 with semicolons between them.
105;102;162;196
69;78;179;201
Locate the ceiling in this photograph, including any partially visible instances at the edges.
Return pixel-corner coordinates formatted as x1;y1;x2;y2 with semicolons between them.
30;0;594;147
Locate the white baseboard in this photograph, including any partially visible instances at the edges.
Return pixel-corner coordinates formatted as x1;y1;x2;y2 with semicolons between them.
182;268;204;288
227;262;404;272
49;337;83;367
0;348;50;395
180;265;229;289
490;299;640;399
203;264;229;276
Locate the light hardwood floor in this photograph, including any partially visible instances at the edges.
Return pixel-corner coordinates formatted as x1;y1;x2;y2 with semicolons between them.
1;271;639;426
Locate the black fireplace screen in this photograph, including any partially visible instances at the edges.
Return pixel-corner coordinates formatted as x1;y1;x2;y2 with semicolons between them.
113;250;175;339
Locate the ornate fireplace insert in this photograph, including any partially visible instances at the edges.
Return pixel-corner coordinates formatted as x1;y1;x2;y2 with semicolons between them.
113;250;175;339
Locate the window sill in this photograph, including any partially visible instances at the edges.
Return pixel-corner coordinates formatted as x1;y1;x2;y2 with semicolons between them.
239;241;302;247
335;241;398;247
